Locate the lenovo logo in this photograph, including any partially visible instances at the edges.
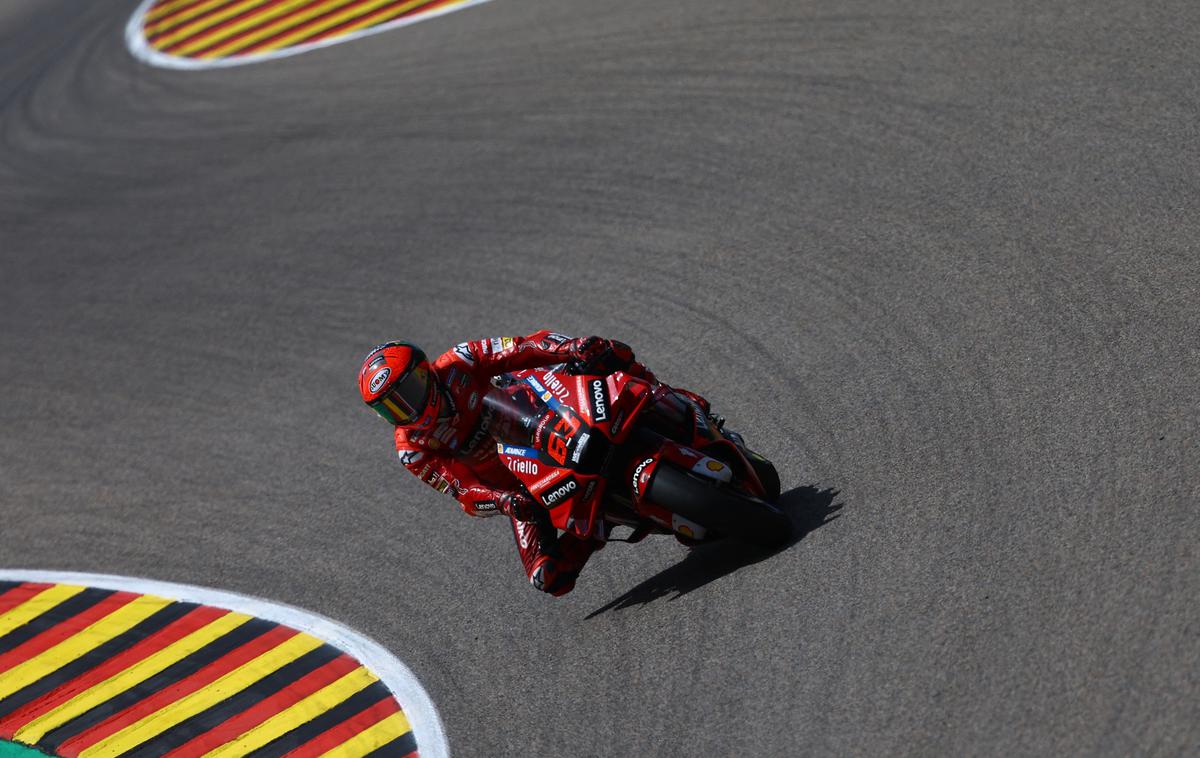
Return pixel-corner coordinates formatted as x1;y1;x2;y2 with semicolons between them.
542;475;579;506
632;458;654;497
589;378;609;422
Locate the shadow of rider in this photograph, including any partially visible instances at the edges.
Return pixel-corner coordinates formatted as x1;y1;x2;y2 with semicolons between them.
585;485;843;618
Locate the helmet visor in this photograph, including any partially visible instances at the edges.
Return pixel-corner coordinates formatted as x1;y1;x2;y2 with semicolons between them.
370;364;433;426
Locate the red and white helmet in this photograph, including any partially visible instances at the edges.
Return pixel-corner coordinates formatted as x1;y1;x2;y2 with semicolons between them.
358;341;442;430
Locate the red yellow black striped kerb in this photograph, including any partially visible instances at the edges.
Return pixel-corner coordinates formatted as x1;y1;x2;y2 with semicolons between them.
0;581;421;757
126;0;491;68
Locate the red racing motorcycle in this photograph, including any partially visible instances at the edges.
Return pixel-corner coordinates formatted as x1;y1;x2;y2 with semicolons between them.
483;363;791;547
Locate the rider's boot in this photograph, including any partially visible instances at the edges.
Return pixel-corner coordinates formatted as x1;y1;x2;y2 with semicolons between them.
521;515;602;596
530;535;601;596
529;554;572;595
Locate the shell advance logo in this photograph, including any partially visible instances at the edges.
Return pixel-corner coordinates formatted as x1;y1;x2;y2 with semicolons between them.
125;0;494;69
0;573;447;758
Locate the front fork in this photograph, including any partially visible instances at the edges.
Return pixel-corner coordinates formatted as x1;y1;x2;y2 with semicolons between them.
623;434;745;541
635;390;769;496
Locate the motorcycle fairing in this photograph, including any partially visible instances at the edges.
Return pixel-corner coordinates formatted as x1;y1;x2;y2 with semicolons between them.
624;439;734;532
490;367;657;538
671;393;769;498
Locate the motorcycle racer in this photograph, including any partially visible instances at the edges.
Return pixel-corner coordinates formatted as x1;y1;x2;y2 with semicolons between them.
357;331;714;596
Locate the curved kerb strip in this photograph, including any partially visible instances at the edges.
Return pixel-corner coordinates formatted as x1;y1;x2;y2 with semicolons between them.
0;569;450;758
124;0;495;70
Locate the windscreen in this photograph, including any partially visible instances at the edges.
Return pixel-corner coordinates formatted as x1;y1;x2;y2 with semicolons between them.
480;378;550;451
484;372;604;473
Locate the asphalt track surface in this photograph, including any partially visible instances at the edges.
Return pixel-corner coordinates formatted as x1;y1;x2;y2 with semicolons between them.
2;1;1198;755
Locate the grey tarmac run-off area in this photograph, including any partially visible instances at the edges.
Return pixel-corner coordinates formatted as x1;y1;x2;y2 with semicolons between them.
2;0;1198;755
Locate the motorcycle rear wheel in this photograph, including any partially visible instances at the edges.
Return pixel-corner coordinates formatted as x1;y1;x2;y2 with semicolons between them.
647;464;792;548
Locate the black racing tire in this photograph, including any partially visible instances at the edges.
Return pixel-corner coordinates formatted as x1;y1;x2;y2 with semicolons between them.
646;464;792;548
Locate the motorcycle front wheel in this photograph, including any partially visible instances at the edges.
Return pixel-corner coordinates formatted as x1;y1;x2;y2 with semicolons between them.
646;464;792;548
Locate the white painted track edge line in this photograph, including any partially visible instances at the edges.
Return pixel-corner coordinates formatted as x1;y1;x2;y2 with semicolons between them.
0;569;450;758
124;0;495;70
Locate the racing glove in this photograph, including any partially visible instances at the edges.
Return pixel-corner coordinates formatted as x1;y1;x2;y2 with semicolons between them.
569;337;636;374
672;387;712;415
497;491;538;522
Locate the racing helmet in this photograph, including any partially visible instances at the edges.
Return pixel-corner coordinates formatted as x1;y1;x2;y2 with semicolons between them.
358;341;442;430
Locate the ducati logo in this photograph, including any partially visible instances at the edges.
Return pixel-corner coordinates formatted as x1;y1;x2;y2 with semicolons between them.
610;409;626;435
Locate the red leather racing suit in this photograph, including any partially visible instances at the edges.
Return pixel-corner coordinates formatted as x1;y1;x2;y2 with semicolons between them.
395;331;665;596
